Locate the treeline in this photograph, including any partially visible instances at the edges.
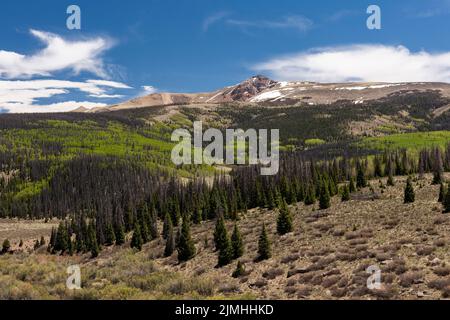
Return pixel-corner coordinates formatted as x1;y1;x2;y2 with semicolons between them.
1;142;450;261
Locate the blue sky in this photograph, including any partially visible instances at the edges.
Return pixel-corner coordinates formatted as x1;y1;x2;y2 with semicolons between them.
1;0;450;112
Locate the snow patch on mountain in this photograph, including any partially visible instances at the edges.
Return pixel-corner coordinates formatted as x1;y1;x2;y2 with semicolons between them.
250;90;283;102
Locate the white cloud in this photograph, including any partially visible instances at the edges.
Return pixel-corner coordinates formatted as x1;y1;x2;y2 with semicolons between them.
0;29;113;79
203;12;229;32
328;10;359;22
0;79;131;113
142;85;158;94
227;15;313;32
253;44;450;83
3;101;108;114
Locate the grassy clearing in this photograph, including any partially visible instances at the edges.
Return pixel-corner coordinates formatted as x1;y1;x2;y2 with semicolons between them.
358;131;450;151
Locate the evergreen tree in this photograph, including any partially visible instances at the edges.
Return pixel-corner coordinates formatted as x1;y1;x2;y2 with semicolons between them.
404;177;415;204
54;222;68;254
319;182;331;210
49;227;56;248
114;223;125;245
374;157;383;177
432;149;444;185
443;188;450;213
439;183;446;203
433;170;443;185
164;225;175;257
217;233;233;267
131;224;143;251
39;236;46;246
67;236;74;256
34;239;40;250
341;184;350;202
140;217;151;244
88;223;100;258
349;177;356;193
2;239;10;254
175;227;181;248
162;212;172;240
387;172;395;186
257;224;271;261
277;199;293;235
149;205;158;239
170;199;182;226
104;223;116;246
232;261;245;278
266;189;276;210
75;232;85;253
19;239;23;247
177;218;196;262
193;207;203;224
214;215;228;251
356;165;367;189
304;186;316;205
231;224;244;259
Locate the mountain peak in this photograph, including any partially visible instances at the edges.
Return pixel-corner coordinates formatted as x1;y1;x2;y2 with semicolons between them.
225;75;278;101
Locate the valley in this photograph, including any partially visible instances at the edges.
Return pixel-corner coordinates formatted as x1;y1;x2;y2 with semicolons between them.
2;76;450;300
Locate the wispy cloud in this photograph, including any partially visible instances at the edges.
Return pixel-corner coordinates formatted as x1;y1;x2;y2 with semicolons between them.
0;29;113;79
226;15;313;33
141;85;158;94
0;79;132;113
253;44;450;83
407;0;450;18
203;11;229;32
328;9;359;22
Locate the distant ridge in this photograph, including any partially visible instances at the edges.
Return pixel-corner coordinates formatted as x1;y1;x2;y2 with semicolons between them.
85;75;450;112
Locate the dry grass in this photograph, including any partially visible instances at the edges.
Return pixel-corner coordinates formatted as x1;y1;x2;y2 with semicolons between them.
0;173;450;299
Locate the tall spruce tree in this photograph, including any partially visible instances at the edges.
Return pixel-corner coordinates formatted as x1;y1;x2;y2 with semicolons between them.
114;222;125;245
257;224;271;261
349;177;356;193
88;223;99;258
104;223;116;246
231;224;244;259
404;177;415;203
193;207;203;225
277;199;293;235
319;182;331;210
140;215;151;244
54;222;68;254
304;186;316;205
131;224;143;251
356;165;367;189
214;215;228;252
149;204;158;239
164;223;175;257
162;212;172;240
432;148;444;185
217;236;233;267
75;232;85;253
177;217;196;262
341;184;350;202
